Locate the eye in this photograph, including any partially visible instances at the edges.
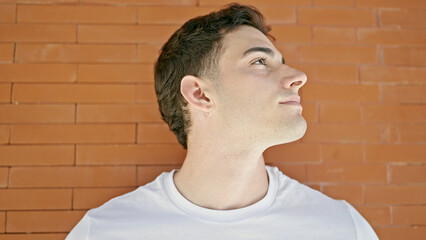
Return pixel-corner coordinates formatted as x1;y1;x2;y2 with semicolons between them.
252;58;267;65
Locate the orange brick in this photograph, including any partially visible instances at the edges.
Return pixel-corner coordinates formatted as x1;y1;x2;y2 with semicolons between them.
307;163;387;183
138;6;216;24
0;125;9;144
269;26;311;43
382;85;426;104
10;123;136;144
263;143;320;163
9;166;136;187
13;83;135;103
0;4;15;23
76;144;186;165
0;167;8;187
137;43;162;63
15;43;138;63
0;189;72;210
276;45;299;64
299;8;375;26
366;185;426;205
356;0;426;9
0;43;14;63
360;66;426;84
302;83;380;103
398;124;426;143
306;183;321;192
0;4;16;23
85;0;197;6
321;144;364;163
0;145;74;166
375;226;426;240
77;104;162;123
356;205;391;226
136;83;157;103
383;47;426;66
363;105;426;123
0;23;75;42
390;164;426;183
304;123;382;143
0;211;4;232
289;64;358;84
21;0;78;2
199;0;311;6
138;123;179;143
0;63;76;83
313;0;354;7
358;28;426;46
322;184;363;203
382;124;400;144
298;102;316;122
17;5;137;24
0;104;75;123
0;83;11;102
78;63;153;83
366;144;426;163
259;7;296;24
78;25;179;43
15;0;80;1
393;205;426;225
0;233;67;240
6;210;86;233
319;103;361;123
381;9;426;28
0;0;424;234
137;165;179;185
299;45;377;64
313;27;356;44
73;187;136;209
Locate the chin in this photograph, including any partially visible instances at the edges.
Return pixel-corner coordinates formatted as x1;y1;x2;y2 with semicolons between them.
267;118;308;147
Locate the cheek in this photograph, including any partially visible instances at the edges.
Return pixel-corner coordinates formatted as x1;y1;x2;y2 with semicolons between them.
220;68;276;105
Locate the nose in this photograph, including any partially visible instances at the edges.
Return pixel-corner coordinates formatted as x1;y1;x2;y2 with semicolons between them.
280;66;307;89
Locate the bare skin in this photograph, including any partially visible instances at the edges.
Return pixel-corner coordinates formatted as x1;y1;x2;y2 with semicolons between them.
174;25;308;210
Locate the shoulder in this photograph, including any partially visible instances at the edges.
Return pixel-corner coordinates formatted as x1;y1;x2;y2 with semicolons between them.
65;171;170;239
89;171;169;218
341;200;380;240
269;166;379;239
268;165;337;206
65;212;91;240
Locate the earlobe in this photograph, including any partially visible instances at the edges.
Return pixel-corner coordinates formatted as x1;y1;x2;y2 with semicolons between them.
180;75;213;113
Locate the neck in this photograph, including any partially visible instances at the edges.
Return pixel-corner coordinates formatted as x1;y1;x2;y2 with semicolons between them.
173;142;269;210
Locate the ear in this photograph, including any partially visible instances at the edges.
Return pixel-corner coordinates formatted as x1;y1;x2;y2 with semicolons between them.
180;75;214;114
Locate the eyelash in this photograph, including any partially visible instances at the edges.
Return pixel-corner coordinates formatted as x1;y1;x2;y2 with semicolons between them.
252;58;285;66
253;58;267;65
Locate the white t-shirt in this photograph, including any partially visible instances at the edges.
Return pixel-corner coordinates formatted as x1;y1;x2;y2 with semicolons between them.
66;165;379;240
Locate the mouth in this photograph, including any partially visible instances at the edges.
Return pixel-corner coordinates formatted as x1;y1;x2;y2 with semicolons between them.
279;95;301;104
279;101;302;106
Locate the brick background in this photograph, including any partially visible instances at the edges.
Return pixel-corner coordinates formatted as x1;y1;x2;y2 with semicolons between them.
0;0;425;239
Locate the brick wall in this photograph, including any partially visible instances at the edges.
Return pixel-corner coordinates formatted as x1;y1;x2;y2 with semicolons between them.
0;0;425;239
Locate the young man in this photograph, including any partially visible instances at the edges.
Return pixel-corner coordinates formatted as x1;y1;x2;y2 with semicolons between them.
66;3;379;239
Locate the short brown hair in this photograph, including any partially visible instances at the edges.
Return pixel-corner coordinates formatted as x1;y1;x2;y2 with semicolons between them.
154;3;273;149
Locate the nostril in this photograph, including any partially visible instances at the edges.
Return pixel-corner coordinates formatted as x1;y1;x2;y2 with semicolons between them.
291;80;303;87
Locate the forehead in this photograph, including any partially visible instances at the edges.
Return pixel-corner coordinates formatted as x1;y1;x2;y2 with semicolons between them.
220;25;276;58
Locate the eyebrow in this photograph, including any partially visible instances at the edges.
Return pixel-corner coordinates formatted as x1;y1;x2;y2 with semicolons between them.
242;46;274;58
241;46;285;64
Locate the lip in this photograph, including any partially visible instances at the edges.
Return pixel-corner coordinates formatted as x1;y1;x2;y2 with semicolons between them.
280;101;301;105
279;95;301;104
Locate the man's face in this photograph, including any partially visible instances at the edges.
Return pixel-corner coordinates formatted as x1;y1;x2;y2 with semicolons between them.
212;25;308;147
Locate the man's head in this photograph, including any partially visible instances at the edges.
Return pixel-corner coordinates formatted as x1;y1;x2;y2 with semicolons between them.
155;3;307;151
154;3;272;149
